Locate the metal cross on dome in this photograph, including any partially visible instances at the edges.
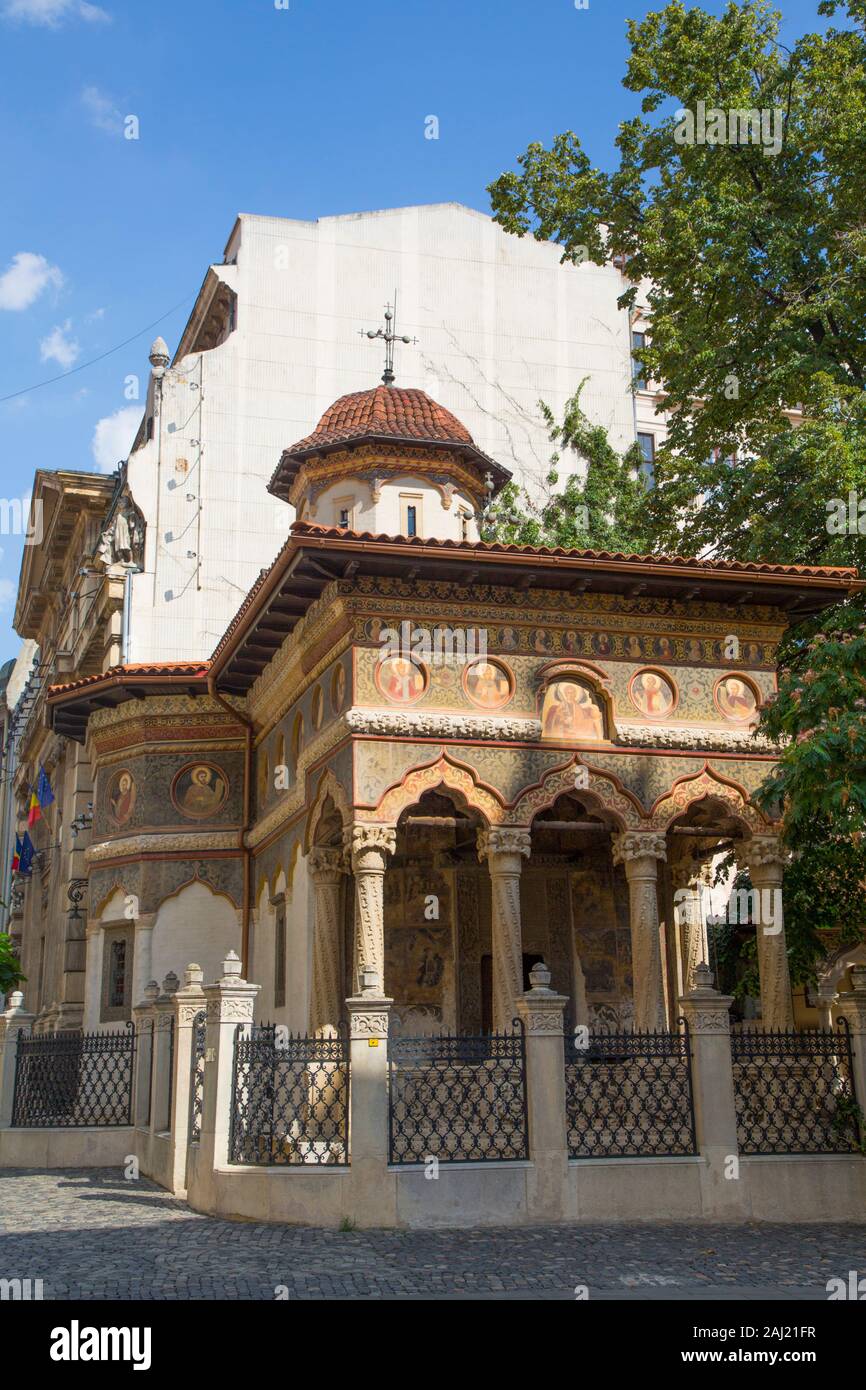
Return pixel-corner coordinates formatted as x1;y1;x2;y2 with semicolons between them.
360;294;417;386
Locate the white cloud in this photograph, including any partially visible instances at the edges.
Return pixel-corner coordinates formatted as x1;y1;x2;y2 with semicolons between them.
40;319;79;369
81;84;122;135
91;405;140;473
2;1;109;26
0;252;63;311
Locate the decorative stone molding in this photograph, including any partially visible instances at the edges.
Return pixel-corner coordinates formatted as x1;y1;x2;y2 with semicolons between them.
649;769;769;833
86;831;239;864
617;723;781;753
345;707;543;742
374;755;504;826
679;962;734;1036
476;827;532;861
348;1009;391;1039
516;965;568;1037
307;847;345;881
611;831;667;866
347;823;397;864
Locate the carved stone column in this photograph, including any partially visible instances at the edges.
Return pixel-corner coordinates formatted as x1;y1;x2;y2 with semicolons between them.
308;848;345;1036
744;835;794;1029
671;860;713;1002
612;831;668;1031
477;827;531;1031
345;824;396;995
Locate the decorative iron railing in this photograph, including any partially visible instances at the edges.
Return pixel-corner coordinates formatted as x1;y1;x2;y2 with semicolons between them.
388;1024;529;1165
565;1025;697;1158
12;1023;135;1128
731;1021;861;1155
190;1010;206;1144
230;1023;349;1166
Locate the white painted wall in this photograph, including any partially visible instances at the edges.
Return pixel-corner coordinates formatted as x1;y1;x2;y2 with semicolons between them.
122;203;665;664
150;881;240;989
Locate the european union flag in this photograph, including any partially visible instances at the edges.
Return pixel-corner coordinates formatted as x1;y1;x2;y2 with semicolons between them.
36;764;55;812
19;831;34;876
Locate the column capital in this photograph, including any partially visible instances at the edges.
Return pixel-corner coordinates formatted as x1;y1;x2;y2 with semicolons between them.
308;846;346;881
670;859;714;893
611;830;667;870
744;835;788;879
476;826;531;863
345;822;396;872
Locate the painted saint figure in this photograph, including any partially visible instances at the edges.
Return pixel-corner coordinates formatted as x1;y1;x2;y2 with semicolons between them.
541;681;604;740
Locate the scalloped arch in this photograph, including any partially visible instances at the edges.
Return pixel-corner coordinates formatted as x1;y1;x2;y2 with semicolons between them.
373;753;498;825
304;767;352;852
648;765;770;832
510;756;641;830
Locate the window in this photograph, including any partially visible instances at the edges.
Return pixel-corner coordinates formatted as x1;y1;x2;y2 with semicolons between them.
400;494;423;539
109;939;127;1008
273;898;286;1009
631;330;647;390
334;496;354;530
100;927;133;1022
637;432;655;489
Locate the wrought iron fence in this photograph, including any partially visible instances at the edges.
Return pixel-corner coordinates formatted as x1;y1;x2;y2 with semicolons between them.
12;1023;135;1128
388;1024;529;1165
230;1023;349;1165
565;1025;697;1158
731;1021;861;1155
190;1010;206;1144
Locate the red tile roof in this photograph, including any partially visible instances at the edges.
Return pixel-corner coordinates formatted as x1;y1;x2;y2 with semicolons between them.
287;522;862;578
48;661;211;697
286;386;474;455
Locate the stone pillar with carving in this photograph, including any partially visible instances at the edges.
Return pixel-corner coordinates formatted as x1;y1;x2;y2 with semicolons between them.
611;831;668;1031
671;860;713;1001
346;968;396;1226
83;920;103;1031
679;963;742;1217
834;965;866;1147
132;980;159;1128
308;848;346;1036
515;962;569;1220
192;951;260;1208
130;913;157;1011
0;991;35;1127
744;835;794;1029
345;824;396;995
152;971;179;1134
169;963;206;1195
477;827;531;1031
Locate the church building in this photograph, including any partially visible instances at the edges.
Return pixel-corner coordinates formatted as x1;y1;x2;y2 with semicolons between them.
45;378;862;1039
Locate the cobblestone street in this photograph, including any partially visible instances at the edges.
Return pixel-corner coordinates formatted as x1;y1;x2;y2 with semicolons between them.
1;1168;865;1300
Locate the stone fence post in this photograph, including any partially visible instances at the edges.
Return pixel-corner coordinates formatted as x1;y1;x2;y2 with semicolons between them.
346;968;396;1226
516;962;569;1221
0;991;35;1127
132;981;158;1128
679;963;742;1217
198;951;259;1185
835;965;866;1146
169;963;206;1195
151;972;179;1134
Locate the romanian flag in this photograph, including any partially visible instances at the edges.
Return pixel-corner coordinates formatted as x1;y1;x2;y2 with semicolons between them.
27;788;40;828
11;835;21;872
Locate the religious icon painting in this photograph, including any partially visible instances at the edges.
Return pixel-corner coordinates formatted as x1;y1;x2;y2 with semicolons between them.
591;631;614;657
714;675;759;723
562;629;581;655
540;679;605;741
683;637;704;662
652;635;677;661
741;641;764;665
331;664;346;714
375;654;427;705
172;763;229;820
463;658;512;710
107;768;136;828
622;633;644;661
629;669;677;718
497;625;520;652
530;628;553;654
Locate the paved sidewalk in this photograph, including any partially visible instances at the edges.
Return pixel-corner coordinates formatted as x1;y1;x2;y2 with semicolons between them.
1;1168;864;1300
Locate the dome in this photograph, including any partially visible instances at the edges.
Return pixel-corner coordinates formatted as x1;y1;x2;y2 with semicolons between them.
269;386;510;501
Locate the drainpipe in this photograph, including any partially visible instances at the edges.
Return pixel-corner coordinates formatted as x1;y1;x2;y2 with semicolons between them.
121;567;140;665
207;668;253;976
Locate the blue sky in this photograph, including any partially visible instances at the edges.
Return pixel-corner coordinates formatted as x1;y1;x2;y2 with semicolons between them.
0;0;830;656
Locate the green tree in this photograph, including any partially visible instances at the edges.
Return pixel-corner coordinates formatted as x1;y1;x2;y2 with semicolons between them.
484;382;654;552
0;933;25;995
488;0;866;570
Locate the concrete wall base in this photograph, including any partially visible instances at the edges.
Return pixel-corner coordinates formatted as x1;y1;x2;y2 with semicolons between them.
0;1125;135;1169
